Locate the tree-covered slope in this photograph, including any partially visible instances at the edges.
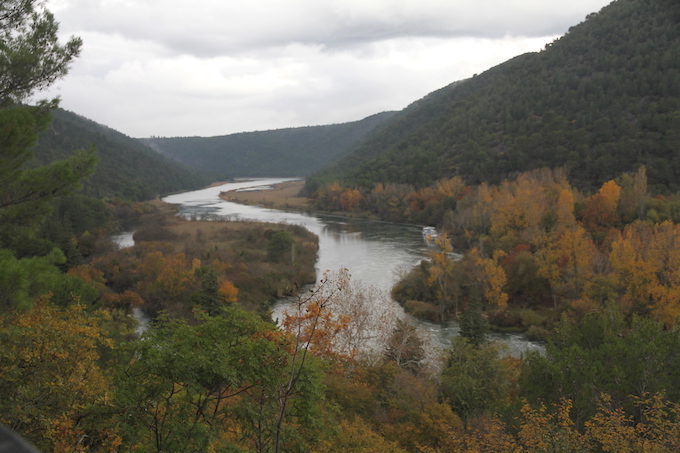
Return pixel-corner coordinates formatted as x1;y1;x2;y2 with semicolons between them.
140;111;396;178
310;0;680;193
33;109;211;200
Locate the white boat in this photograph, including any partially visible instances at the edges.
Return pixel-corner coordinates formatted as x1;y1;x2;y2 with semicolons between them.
422;226;438;242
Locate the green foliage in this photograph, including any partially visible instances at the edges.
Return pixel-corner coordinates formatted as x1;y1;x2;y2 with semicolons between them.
267;230;295;263
142;111;396;178
0;0;82;105
459;296;490;346
115;309;326;452
191;265;226;315
33;109;211;201
391;260;436;304
520;306;680;426
0;248;105;312
0;3;98;254
0;105;97;252
310;0;680;193
440;338;515;421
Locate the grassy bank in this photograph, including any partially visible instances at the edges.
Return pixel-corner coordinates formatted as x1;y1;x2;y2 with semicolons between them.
219;179;310;211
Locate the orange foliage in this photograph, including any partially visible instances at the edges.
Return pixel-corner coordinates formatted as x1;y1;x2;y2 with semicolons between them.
470;248;509;309
281;272;351;361
340;188;364;211
582;180;622;234
219;280;239;303
101;290;144;310
136;251;199;302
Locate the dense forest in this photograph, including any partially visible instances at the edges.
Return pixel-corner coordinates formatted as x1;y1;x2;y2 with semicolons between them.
307;0;680;194
34;109;211;201
141;111;396;178
5;0;680;452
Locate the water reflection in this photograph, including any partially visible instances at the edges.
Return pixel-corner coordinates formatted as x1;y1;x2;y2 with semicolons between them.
111;231;135;249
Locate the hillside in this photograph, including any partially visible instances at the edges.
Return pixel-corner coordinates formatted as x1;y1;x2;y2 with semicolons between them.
33;109;211;200
140;111;396;178
309;0;680;193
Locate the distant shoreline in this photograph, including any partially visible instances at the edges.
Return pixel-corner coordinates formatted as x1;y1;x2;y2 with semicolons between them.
218;179;310;211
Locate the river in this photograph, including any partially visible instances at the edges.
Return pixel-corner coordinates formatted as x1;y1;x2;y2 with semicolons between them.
160;178;543;356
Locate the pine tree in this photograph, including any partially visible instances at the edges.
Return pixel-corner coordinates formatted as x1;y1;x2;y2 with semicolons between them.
0;0;95;254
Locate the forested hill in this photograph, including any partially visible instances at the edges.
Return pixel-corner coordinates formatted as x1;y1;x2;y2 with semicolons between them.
309;0;680;194
34;109;211;200
140;111;396;178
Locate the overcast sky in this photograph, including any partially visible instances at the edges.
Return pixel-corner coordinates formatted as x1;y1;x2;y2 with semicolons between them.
41;0;612;138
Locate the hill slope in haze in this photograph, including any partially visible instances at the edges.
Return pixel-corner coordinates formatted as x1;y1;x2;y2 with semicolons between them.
140;111;396;178
34;109;211;201
309;0;680;193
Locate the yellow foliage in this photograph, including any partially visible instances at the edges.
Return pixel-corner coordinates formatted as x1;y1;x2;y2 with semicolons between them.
556;189;576;229
609;221;680;324
219;280;239;303
0;298;116;452
599;180;622;214
517;399;587;452
470;248;509;309
586;393;680;452
315;417;408;453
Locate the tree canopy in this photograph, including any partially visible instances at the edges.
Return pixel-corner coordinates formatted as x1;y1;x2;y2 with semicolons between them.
308;0;680;193
0;0;95;254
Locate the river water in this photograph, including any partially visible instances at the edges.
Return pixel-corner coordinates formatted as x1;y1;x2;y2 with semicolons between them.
160;178;543;356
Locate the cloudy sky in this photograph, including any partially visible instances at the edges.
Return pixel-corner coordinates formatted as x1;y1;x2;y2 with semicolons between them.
42;0;612;138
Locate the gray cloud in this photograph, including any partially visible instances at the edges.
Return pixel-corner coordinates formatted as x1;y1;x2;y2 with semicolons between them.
43;0;612;137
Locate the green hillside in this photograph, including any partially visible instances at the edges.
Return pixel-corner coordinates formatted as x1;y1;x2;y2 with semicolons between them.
140;111;396;178
309;0;680;193
33;109;211;200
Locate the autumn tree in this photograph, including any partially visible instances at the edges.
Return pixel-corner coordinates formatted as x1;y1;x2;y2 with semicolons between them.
427;233;459;317
468;248;509;311
340;187;364;211
0;298;118;452
315;417;408;453
581;179;622;238
282;268;398;363
536;225;596;308
135;251;200;317
609;220;680;324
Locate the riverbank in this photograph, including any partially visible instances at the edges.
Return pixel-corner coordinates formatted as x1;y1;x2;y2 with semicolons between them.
219;179;310;211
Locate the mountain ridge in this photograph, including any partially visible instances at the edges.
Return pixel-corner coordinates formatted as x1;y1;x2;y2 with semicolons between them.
308;0;680;193
140;111;397;178
33;108;211;201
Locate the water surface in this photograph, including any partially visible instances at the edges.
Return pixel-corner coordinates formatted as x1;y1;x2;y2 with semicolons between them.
162;178;543;356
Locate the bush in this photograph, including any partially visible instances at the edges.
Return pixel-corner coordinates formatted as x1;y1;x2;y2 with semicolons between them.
487;310;523;329
266;230;294;263
403;300;441;322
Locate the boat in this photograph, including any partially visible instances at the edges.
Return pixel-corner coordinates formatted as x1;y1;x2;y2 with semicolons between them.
422;226;438;242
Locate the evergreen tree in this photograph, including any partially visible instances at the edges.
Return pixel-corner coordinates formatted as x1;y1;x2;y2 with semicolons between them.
191;266;227;316
459;294;490;346
0;0;95;255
